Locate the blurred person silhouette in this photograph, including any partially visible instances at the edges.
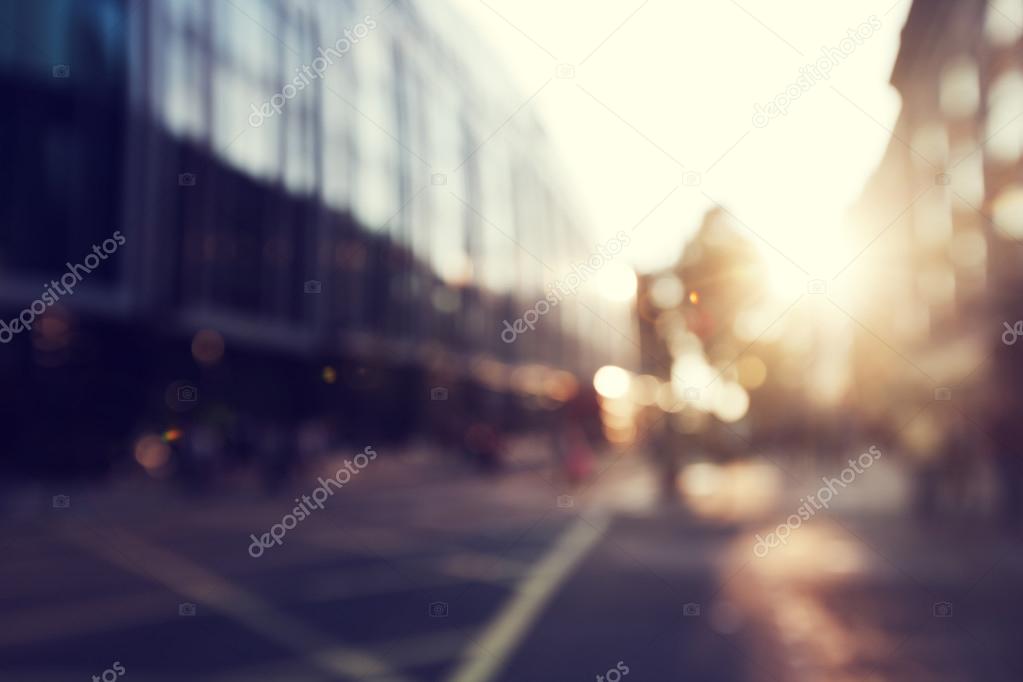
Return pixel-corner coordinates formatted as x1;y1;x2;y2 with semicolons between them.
992;397;1023;530
464;422;504;474
560;422;594;486
176;418;223;493
907;410;943;520
649;417;679;504
297;418;330;470
555;390;601;486
224;412;256;471
257;420;292;493
938;414;979;519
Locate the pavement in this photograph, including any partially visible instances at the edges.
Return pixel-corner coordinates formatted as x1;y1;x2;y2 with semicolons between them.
2;447;1023;681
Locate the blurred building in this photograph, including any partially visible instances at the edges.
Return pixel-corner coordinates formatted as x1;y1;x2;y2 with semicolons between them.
0;0;635;475
847;0;1023;493
634;208;778;456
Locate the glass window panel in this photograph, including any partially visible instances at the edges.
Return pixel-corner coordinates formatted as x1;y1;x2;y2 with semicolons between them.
993;184;1023;238
351;34;399;228
277;7;317;193
910;122;948;167
424;83;469;284
477;142;517;293
986;69;1023;164
165;0;205;26
914;196;953;248
949;141;985;205
213;0;277;80
214;63;279;180
162;27;205;139
940;57;979;118
321;28;356;211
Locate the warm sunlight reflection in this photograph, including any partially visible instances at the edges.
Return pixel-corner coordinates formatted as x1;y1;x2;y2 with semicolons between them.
679;460;781;521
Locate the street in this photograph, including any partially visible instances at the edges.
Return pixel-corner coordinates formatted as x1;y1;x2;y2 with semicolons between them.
2;450;1022;681
6;0;1023;679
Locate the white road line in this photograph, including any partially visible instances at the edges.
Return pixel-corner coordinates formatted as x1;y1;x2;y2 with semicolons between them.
370;626;481;669
59;526;413;682
446;513;611;682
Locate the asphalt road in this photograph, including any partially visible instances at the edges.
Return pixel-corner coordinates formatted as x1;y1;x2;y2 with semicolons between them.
2;453;1022;681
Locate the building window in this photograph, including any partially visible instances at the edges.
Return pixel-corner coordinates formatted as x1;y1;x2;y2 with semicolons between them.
351;31;399;229
986;69;1023;164
425;81;469;285
940;57;980;118
948;141;985;206
278;5;318;194
910;122;948;168
320;2;359;212
914;196;953;248
159;0;210;142
477;142;517;294
992;184;1023;238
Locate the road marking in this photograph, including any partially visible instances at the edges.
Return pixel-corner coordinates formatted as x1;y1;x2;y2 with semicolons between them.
446;513;610;682
59;526;413;682
0;589;170;647
371;626;481;669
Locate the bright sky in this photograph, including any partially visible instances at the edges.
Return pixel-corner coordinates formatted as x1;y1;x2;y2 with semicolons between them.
450;0;913;280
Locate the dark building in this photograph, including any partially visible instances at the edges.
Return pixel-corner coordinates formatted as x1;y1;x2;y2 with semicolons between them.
0;0;633;476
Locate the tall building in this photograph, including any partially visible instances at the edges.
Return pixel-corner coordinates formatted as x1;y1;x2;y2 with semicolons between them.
0;0;635;473
848;0;1023;459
